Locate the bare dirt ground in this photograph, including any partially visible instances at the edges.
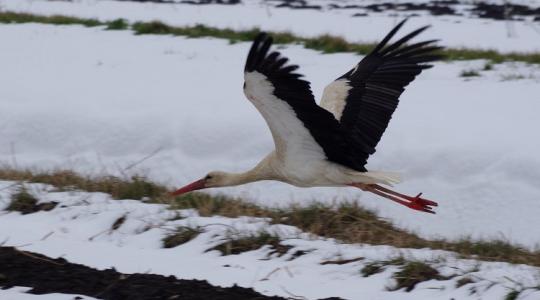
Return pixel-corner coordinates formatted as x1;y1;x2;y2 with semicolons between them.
0;247;343;300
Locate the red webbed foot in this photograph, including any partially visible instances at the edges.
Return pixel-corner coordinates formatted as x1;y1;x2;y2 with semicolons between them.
405;193;438;214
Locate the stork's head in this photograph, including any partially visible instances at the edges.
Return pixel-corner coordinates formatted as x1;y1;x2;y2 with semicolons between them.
170;171;235;196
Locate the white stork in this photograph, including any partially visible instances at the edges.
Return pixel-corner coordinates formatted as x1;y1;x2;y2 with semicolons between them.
172;19;442;213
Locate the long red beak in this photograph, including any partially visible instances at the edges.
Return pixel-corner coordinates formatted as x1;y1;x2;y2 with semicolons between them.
170;179;206;196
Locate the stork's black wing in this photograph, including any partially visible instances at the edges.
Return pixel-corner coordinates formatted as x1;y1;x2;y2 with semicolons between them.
321;19;443;167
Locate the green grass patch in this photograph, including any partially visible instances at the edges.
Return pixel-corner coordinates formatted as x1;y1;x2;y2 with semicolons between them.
0;11;102;27
1;11;540;65
132;21;174;35
209;232;290;256
444;47;540;65
106;18;129;30
163;227;203;248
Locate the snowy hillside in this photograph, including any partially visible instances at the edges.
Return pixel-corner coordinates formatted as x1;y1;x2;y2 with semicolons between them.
1;180;540;300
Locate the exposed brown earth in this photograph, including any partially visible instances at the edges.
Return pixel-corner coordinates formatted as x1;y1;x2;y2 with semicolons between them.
0;247;342;300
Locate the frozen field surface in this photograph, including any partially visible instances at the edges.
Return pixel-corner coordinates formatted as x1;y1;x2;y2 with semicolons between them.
2;0;540;52
1;180;540;300
0;23;540;248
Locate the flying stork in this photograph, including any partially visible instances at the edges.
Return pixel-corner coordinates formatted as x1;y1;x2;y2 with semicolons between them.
172;19;442;213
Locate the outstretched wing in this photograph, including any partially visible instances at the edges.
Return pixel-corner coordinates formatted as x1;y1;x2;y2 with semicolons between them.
244;33;367;171
320;19;443;166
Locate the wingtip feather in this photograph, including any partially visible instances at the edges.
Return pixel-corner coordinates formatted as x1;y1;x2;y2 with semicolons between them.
371;19;409;54
245;32;273;72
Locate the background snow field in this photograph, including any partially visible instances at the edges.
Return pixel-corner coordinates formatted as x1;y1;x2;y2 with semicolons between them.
0;24;540;248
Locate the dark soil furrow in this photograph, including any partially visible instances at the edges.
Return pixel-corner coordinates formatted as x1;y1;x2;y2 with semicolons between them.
1;247;337;300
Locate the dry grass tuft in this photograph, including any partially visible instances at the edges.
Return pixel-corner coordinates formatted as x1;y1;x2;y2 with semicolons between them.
456;276;475;288
163;227;203;248
391;261;444;292
6;187;57;214
209;232;290;256
274;202;423;247
429;239;539;266
0;168;166;200
361;262;386;277
166;192;268;217
167;194;424;248
361;257;406;277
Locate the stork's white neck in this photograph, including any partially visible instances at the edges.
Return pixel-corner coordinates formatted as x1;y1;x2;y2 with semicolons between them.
211;153;279;187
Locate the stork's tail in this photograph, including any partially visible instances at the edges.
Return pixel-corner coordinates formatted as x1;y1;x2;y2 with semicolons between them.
363;171;402;186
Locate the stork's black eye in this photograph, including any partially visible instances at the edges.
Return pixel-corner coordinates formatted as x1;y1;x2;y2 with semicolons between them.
205;175;213;180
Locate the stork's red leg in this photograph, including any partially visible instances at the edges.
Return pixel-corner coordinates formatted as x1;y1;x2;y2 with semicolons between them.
371;184;438;208
350;183;437;214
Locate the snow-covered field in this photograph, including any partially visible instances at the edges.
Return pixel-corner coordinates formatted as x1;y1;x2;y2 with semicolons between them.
2;0;540;52
1;1;540;298
1;23;540;248
1;180;540;300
